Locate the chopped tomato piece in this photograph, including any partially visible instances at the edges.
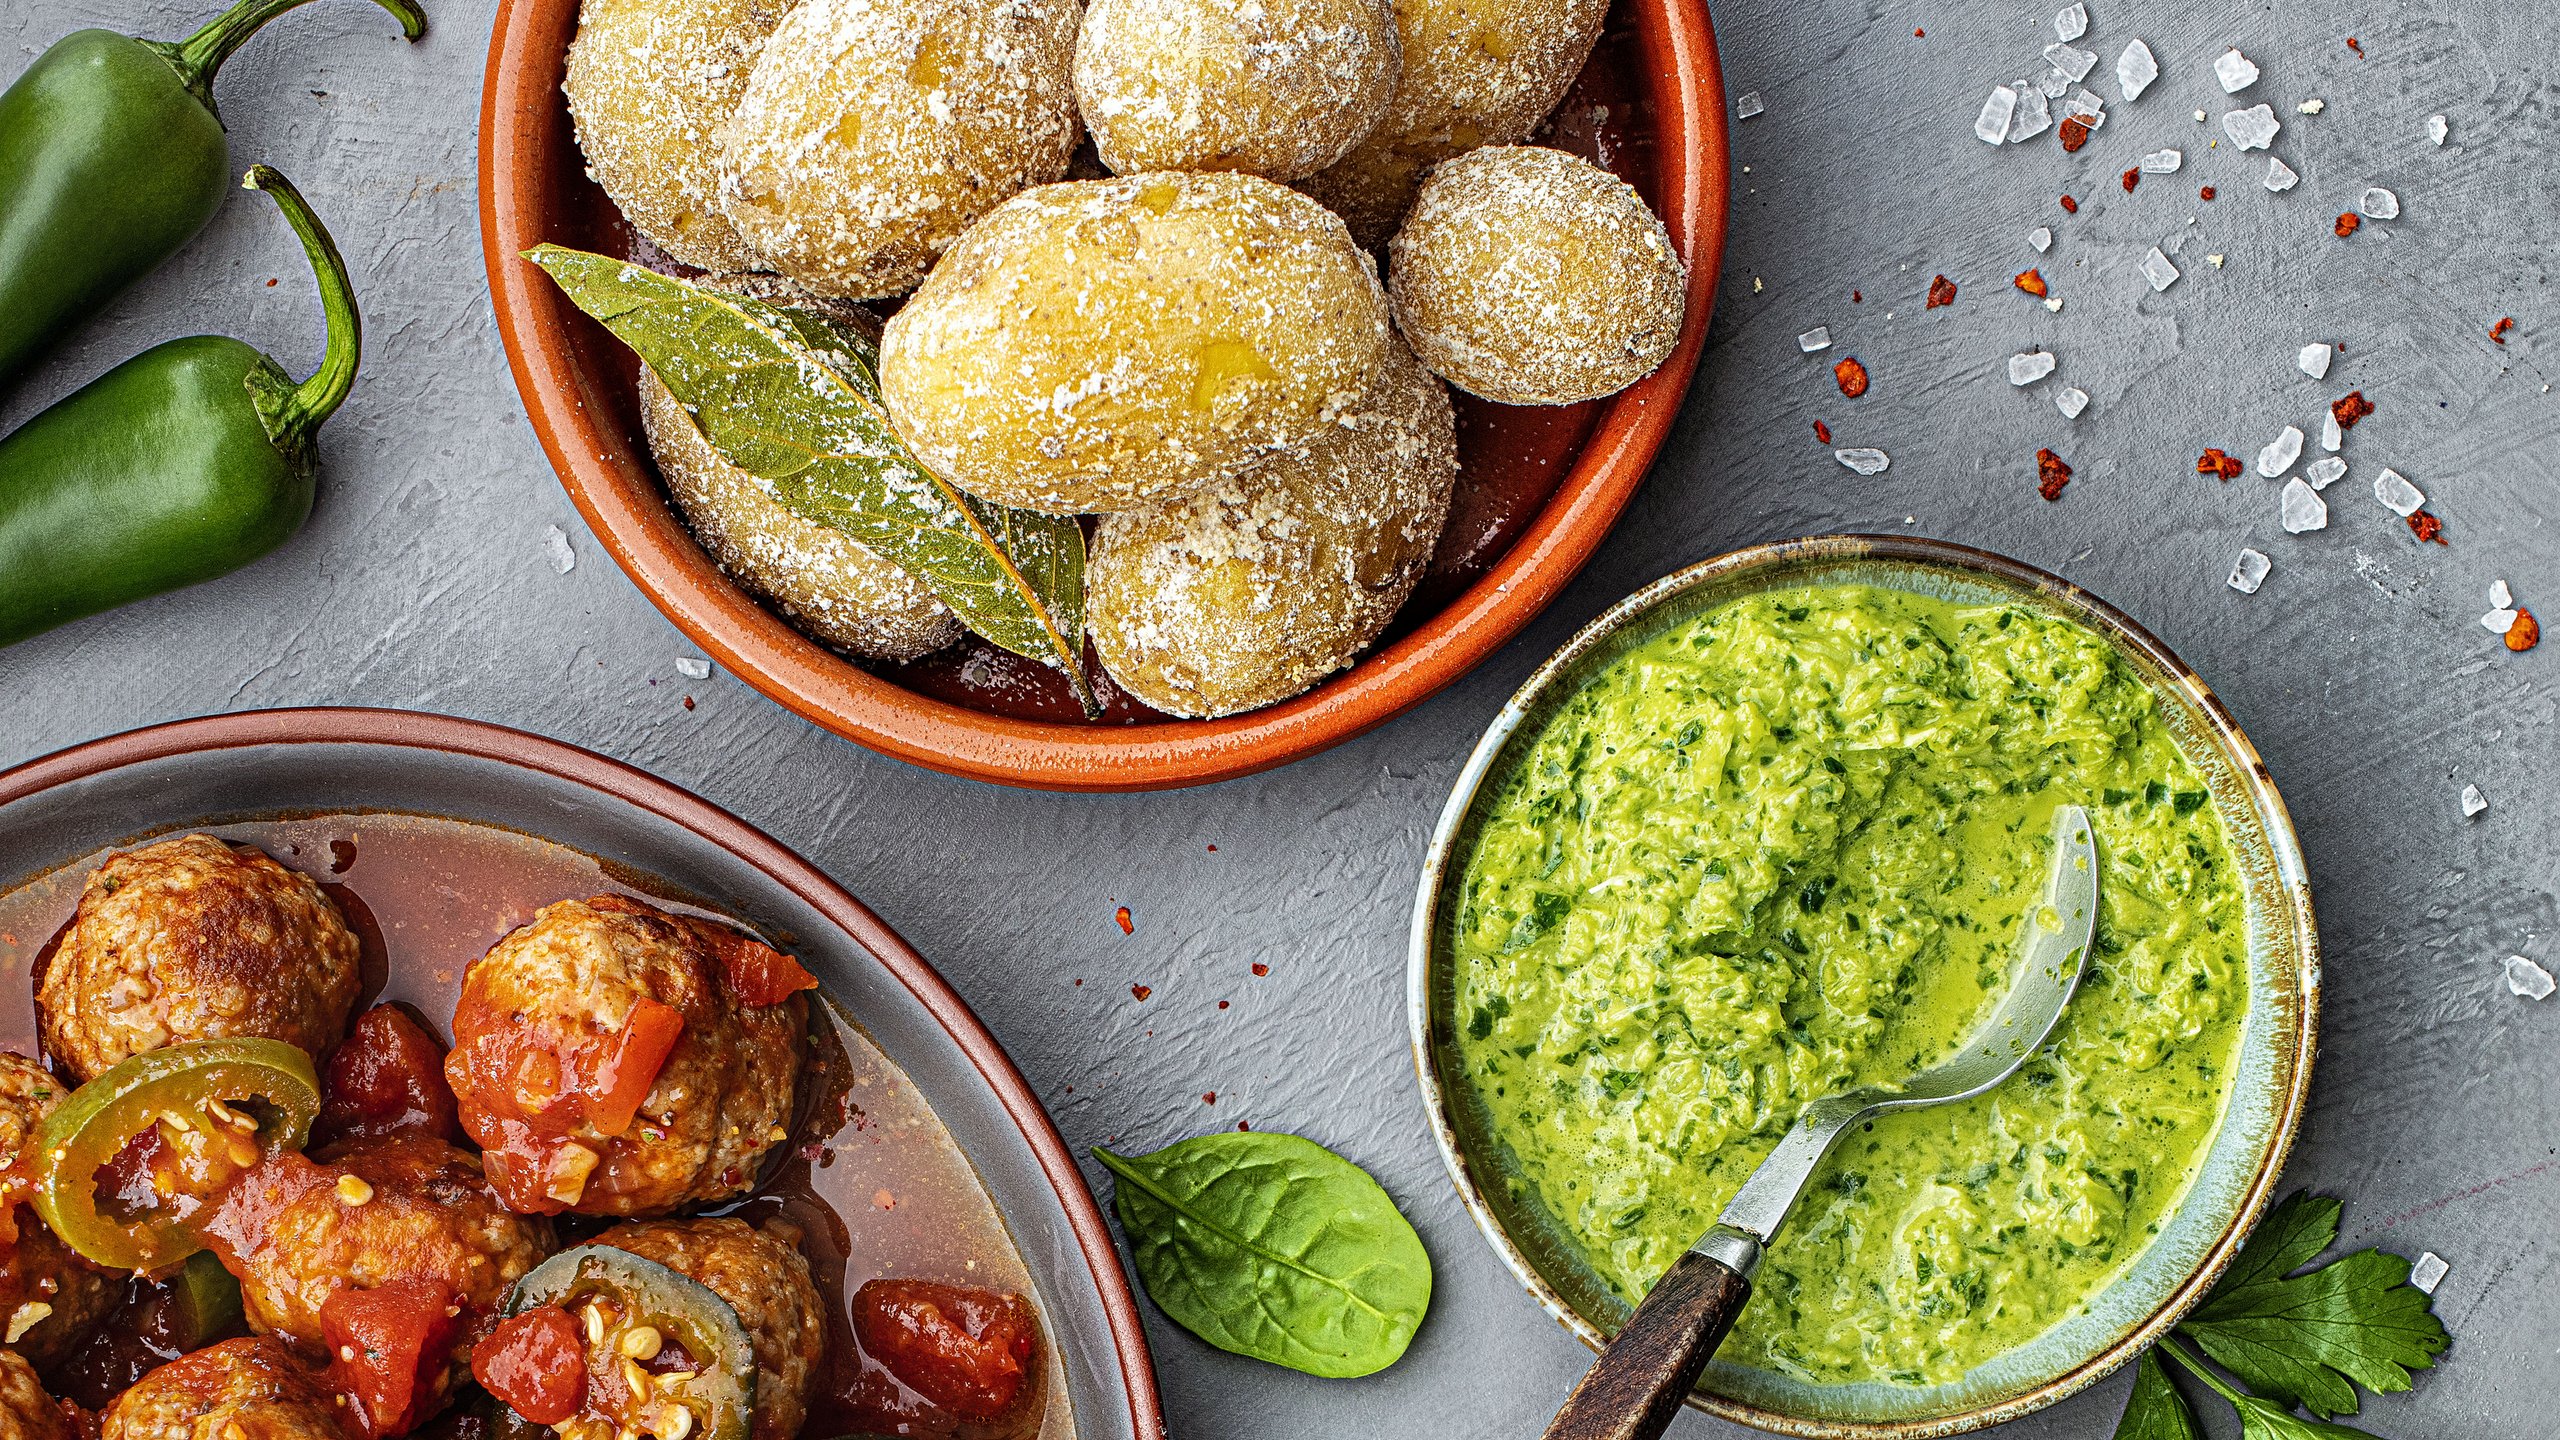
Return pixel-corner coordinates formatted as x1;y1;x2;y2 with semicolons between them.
702;929;818;1009
321;1275;463;1438
475;1306;588;1426
585;998;685;1137
317;1005;463;1149
851;1280;1041;1427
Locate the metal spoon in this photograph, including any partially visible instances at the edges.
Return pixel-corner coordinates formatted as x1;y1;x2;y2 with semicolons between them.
1539;804;2101;1440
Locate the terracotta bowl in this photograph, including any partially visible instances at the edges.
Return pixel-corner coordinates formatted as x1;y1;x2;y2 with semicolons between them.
1409;537;2321;1437
0;707;1163;1440
479;0;1728;791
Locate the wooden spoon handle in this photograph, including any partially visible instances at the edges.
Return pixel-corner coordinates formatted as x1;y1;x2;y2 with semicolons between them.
1540;1248;1752;1440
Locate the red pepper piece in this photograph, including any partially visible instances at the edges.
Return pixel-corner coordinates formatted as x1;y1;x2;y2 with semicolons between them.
2197;449;2243;481
1926;275;1957;309
474;1306;588;1426
2508;609;2540;651
2336;212;2361;237
2014;270;2048;298
1833;357;1869;397
1813;420;1831;443
2058;117;2091;152
2406;510;2447;545
2036;449;2072;502
2332;391;2374;430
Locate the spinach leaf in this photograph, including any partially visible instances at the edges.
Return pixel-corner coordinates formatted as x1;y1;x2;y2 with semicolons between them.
1094;1132;1432;1378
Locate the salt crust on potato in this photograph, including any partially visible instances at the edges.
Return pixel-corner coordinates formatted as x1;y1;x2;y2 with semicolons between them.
1073;0;1399;182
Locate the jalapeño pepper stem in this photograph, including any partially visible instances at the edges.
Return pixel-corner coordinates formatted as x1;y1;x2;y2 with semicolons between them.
166;0;428;104
242;165;363;447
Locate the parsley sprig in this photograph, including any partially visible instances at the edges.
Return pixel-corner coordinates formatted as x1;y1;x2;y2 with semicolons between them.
2113;1192;2451;1440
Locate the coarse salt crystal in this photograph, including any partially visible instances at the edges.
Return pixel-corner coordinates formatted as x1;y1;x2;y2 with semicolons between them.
2490;579;2513;609
2057;386;2090;418
2194;109;2208;122
2265;156;2300;191
2040;68;2073;99
2410;1252;2450;1293
2055;3;2088;42
1977;85;2019;144
2508;955;2556;1000
2009;351;2058;385
2046;42;2098;83
2046;295;2066;312
2229;548;2271;594
2280;478;2327;532
2139;147;2184;172
2320;410;2342;452
2428;114;2449;146
2481;608;2519;635
2305;455;2346;489
1835;447;1890;475
2012;85;2055;141
2360;186;2401;219
2297;342;2333;379
2066;88;2107;122
1798;327;1832;352
2214;48;2260;92
2117;39;2159;101
2224;104;2281;150
2030;226;2054;252
2461;783;2488;818
675;657;712;680
2207;254;2225;268
2257;425;2304;477
2373;468;2425;516
2140;246;2180;291
1736;90;1765;119
544;525;576;574
2298;98;2325;115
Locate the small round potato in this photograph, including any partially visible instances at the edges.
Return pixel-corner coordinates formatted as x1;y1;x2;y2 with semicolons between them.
716;0;1080;299
1296;0;1609;245
640;370;961;660
564;0;790;273
1389;145;1685;405
879;171;1390;514
1088;338;1457;717
1074;0;1399;182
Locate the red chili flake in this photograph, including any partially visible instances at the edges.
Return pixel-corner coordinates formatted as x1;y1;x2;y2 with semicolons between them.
2121;168;2140;193
2332;391;2375;430
1250;962;1269;976
682;696;694;710
1236;1121;1251;1131
2199;186;2217;200
1851;289;1863;303
2346;36;2364;56
1205;843;1218;852
2035;449;2073;502
1813;420;1832;443
1114;905;1133;934
2508;609;2540;651
1201;1092;1216;1105
2014;269;2048;298
2059;194;2079;213
2405;510;2447;545
2057;116;2093;153
2491;317;2516;344
265;277;280;287
1130;983;1150;1000
1216;1000;1229;1009
1833;356;1870;397
2197;448;2244;481
1926;274;1958;309
2335;211;2361;238
1914;26;1924;35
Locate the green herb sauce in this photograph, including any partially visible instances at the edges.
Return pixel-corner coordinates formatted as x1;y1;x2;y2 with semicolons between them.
1450;584;2246;1385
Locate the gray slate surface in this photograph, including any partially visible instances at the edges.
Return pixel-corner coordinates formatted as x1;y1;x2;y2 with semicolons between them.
3;0;2552;1435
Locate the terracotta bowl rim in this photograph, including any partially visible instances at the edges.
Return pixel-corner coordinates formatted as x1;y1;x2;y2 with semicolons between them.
0;705;1165;1440
1406;534;2322;1437
477;0;1730;791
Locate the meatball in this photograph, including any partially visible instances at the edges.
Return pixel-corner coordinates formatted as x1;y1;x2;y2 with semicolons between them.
879;172;1390;514
594;1218;826;1440
446;897;811;1217
564;0;790;272
1296;0;1609;245
206;1136;554;1402
1388;145;1686;405
1073;0;1398;182
715;0;1081;299
0;1055;119;1370
1088;337;1457;716
99;1336;340;1440
639;368;961;661
39;834;362;1083
0;1349;75;1440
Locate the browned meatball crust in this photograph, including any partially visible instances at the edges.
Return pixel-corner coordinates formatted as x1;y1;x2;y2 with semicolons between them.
0;1350;76;1440
99;1336;343;1440
38;835;362;1082
0;1054;118;1370
595;1218;826;1440
207;1136;554;1400
447;897;809;1217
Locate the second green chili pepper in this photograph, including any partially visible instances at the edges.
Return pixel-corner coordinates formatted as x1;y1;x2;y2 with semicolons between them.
0;0;424;391
0;166;361;649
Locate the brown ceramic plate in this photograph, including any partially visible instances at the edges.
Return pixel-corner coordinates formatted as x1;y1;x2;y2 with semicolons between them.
1409;537;2320;1437
0;707;1162;1440
479;0;1729;791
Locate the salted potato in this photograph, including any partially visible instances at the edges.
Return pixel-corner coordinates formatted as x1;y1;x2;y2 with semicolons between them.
1088;338;1457;717
639;370;961;660
1297;0;1609;245
1073;0;1399;182
1389;145;1685;405
564;0;788;273
716;0;1080;299
879;171;1390;514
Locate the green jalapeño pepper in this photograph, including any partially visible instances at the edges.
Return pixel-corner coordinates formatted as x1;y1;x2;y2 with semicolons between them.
0;166;359;649
0;0;424;389
490;1246;757;1440
29;1036;320;1271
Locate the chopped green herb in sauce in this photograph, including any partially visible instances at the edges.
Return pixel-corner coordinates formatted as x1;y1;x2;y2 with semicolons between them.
1450;585;2246;1386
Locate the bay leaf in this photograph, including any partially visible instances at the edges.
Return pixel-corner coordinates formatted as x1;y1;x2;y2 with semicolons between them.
524;245;1095;713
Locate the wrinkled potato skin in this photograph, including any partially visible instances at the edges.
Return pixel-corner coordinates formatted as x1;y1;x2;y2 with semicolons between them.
1089;338;1457;716
0;1351;74;1440
564;0;791;272
1;1056;120;1372
880;171;1390;514
1389;145;1685;405
595;1218;827;1440
1074;0;1398;182
1296;0;1609;245
717;0;1080;299
100;1337;341;1440
639;371;960;660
